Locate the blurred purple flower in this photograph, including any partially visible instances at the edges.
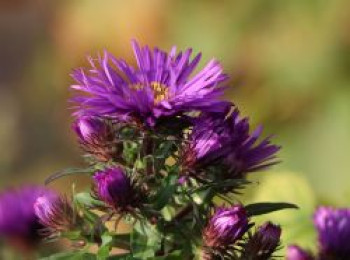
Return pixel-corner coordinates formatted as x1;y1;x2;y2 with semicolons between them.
70;40;230;127
0;186;56;248
93;167;134;212
183;109;280;177
314;206;350;259
203;205;249;248
287;245;314;260
242;221;281;259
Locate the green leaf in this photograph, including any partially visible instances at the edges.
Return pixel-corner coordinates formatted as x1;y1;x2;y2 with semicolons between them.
98;233;113;260
152;250;182;259
245;202;299;217
131;221;161;259
152;174;178;210
154;140;175;159
108;254;139;260
75;192;105;207
40;252;97;260
45;167;94;185
62;230;81;240
110;233;131;251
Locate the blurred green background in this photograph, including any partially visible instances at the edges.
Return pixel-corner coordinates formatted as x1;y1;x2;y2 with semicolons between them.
0;0;349;255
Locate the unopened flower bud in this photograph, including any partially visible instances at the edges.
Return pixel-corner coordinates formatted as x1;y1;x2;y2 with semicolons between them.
203;205;249;248
93;167;136;212
74;116;105;142
34;194;75;235
73;116;123;162
241;222;281;260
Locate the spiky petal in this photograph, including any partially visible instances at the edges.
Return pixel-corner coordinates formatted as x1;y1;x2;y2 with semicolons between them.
70;40;230;127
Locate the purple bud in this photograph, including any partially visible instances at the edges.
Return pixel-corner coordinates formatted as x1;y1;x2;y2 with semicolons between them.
93;167;133;211
287;245;314;260
257;221;281;244
203;205;249;248
241;222;281;259
73;116;124;162
313;206;350;259
34;194;74;234
73;116;105;142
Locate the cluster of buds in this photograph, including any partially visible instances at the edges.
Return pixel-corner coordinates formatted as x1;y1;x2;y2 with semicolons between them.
202;205;281;259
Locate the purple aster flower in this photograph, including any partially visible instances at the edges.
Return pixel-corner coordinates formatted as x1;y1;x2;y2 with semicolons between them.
73;116;124;162
203;205;249;248
241;222;281;260
182;108;280;177
70;40;230;127
93;167;137;212
314;206;350;259
0;186;56;249
34;194;76;236
287;245;314;260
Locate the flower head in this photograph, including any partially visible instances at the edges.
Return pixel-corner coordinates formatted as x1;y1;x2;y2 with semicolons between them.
93;167;135;212
287;245;314;260
0;186;56;248
34;195;76;236
73;116;124;162
314;206;350;259
182;109;280;177
71;40;230;127
203;205;249;248
242;222;281;260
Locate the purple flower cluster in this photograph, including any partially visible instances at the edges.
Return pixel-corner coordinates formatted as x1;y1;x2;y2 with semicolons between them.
69;41;282;257
287;206;350;260
71;40;230;127
0;40;284;258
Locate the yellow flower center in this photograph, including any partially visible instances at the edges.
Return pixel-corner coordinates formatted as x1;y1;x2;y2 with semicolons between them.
130;82;169;104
